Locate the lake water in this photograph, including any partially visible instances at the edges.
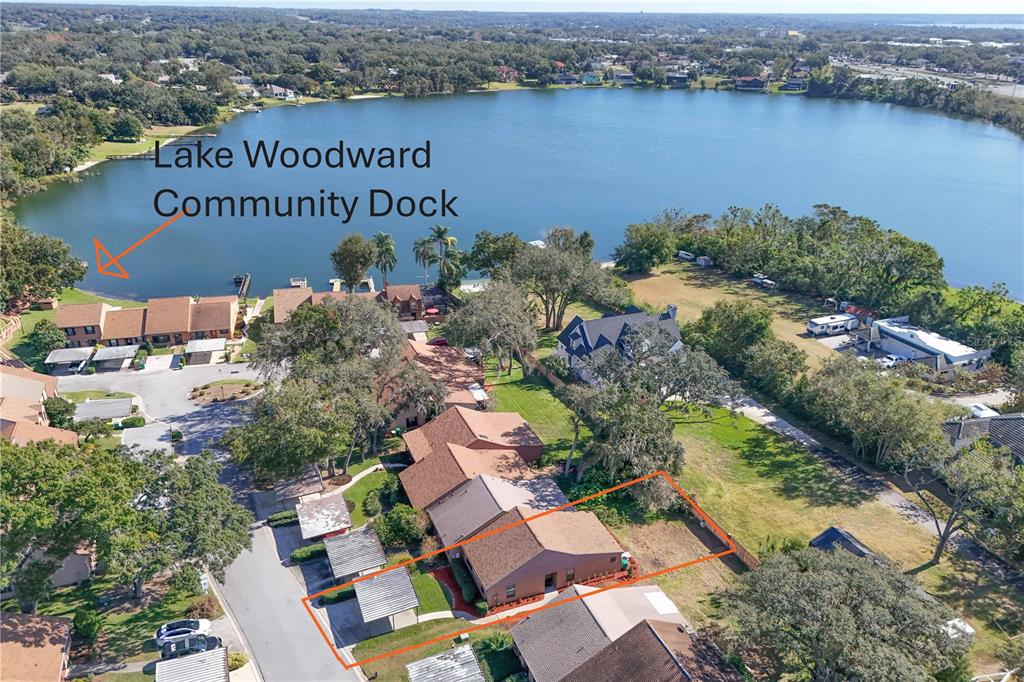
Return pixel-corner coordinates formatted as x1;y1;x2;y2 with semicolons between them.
12;88;1024;300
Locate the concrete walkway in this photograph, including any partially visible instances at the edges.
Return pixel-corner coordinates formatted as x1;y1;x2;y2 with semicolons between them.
245;298;265;323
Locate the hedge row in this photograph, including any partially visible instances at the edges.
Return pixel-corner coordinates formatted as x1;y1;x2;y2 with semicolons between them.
268;510;299;527
290;543;326;563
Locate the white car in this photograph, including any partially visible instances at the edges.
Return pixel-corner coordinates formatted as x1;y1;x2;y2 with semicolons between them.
155;619;212;646
875;354;906;368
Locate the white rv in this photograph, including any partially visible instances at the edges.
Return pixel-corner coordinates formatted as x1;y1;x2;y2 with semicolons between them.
807;313;859;336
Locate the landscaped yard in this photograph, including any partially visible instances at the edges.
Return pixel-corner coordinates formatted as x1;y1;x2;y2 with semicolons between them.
484;360;588;468
6;289;145;370
352;618;522;682
625;264;837;367
3;576;218;665
188;379;262;404
386;552;451;614
534;299;609;359
343;470;390;527
63;390;135;403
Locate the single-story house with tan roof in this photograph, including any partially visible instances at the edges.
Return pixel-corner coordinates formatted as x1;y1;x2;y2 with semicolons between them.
0;612;72;682
401;405;543;464
1;419;79;447
511;584;699;682
399;443;537;509
0;364;58;402
462;506;623;608
0;366;77;447
393;341;487;430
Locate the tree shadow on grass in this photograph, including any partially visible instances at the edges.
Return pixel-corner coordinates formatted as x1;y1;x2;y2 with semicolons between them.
736;431;877;508
928;549;1024;641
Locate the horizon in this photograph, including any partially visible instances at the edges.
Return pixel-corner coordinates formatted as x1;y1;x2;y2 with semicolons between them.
13;0;1024;18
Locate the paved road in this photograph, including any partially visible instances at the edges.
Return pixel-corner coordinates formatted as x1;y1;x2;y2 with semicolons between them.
220;525;359;682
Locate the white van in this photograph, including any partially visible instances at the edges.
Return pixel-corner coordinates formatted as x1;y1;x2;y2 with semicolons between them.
807;313;860;336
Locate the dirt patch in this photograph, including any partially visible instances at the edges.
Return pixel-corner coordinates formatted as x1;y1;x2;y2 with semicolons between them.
189;381;262;404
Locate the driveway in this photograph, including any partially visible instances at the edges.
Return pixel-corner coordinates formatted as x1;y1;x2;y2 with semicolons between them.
219;525;360;682
58;362;260;454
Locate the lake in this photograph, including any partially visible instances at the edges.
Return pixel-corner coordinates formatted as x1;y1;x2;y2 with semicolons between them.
12;88;1024;300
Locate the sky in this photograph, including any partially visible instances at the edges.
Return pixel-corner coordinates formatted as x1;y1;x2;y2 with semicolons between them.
27;0;1024;15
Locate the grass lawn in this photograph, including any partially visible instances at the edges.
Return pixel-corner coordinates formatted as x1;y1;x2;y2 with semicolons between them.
231;338;257;362
387;553;451;614
84;124;204;163
7;289;145;370
90;433;124;451
484;360;589;468
63;390;134;403
344;471;390;527
626;265;837;368
353;618;521;682
4;576;216;665
95;672;152;682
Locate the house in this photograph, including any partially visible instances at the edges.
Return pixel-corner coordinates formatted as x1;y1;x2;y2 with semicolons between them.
560;619;744;682
55;296;238;348
665;72;690;88
809;526;875;558
553;73;579;85
733;76;767;90
259;84;296;100
428;474;568;547
400;443;538;509
780;77;808;91
556;305;682;380
0;613;72;682
461;507;623;608
406;644;486;682
581;72;603;85
0;365;77;447
270;284;424;324
613;72;637;86
395;341;486;429
98;73;122;84
401;405;543;464
154;646;229;682
510;584;688;681
324;527;387;582
0;545;96;601
354;566;419;634
230;75;255;86
853;316;991;372
942;412;1024;465
296;494;352;541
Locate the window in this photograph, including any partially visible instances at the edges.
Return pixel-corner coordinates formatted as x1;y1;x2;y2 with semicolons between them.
84;326;96;334
505;584;516;599
611;556;617;563
566;569;575;584
65;328;76;336
406;416;419;428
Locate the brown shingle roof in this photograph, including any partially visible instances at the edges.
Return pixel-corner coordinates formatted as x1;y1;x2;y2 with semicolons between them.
271;287;314;324
405;342;484;404
399;444;534;509
383;284;422;302
561;620;744;682
0;396;44;424
0;613;71;682
145;297;193;335
101;308;146;340
1;420;79;446
401;406;542;463
462;506;621;591
190;300;235;332
55;302;108;328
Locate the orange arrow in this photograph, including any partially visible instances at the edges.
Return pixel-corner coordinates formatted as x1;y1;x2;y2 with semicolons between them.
93;212;186;279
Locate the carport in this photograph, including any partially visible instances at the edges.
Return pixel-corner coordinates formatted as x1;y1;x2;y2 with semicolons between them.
91;344;139;371
325;527;387;582
407;645;486;682
184;338;226;365
43;347;93;374
354;566;419;635
74;397;134;423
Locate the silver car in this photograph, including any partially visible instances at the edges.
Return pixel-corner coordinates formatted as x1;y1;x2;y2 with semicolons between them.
155;618;212;646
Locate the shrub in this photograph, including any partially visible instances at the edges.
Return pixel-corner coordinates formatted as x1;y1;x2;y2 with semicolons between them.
320;586;356;605
73;607;103;641
450;557;482;604
169;565;202;595
290;543;326;563
362;492;382;517
373;504;427;546
378;472;404;505
477;630;511;652
170;430;183;442
267;510;299;527
84;366;96;375
227;652;249;671
187;594;221;619
120;416;145;429
473;599;489;616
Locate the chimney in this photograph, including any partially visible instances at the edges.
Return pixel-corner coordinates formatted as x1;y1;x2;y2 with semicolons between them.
665;304;677;320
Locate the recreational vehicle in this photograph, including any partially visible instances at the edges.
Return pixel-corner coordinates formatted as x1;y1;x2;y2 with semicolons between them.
807;313;860;336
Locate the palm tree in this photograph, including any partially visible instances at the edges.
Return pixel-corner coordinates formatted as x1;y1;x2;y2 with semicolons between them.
413;236;438;285
429;224;457;275
371;232;397;288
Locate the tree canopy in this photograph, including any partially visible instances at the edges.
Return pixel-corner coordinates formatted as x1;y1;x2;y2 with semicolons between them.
0;216;86;311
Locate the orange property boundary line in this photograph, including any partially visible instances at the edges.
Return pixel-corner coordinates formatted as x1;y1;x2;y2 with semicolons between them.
300;469;737;671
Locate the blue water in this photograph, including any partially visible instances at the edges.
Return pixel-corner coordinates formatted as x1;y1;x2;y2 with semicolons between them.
12;88;1024;299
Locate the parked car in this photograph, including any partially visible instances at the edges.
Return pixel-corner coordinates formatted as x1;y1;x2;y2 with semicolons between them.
160;634;221;660
875;354;907;368
155;619;212;646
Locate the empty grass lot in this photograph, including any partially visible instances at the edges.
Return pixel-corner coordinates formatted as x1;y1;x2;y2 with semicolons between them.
626;264;837;367
352;619;521;682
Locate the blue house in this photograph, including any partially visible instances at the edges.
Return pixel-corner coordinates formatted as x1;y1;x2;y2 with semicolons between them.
556;305;682;382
